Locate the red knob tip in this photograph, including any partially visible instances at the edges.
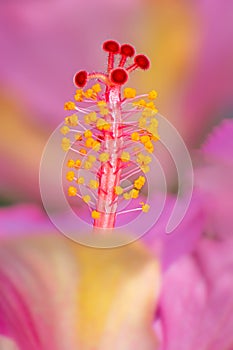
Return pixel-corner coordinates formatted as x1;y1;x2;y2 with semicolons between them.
120;44;135;57
110;68;128;85
103;40;120;54
73;70;88;87
134;54;150;70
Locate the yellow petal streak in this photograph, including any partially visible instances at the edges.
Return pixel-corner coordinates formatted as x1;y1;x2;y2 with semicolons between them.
72;238;160;349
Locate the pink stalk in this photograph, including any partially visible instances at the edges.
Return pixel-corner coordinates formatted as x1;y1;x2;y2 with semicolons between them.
94;86;123;228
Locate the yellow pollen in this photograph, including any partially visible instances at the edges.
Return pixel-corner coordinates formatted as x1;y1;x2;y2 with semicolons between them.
92;84;101;93
84;130;93;138
115;186;123;195
148;90;158;100
130;189;139;199
85;137;96;148
84;112;97;124
91;210;100;219
99;152;109;162
64;114;78;126
68;186;77;196
131;132;140;141
97;100;107;107
60;126;70;135
61;137;70;151
134;176;146;190
74;159;82;168
141;165;150;173
75;133;82;141
82;195;91;203
66;171;75;182
138;117;147;128
133;99;146;108
88;155;96;163
99;106;109;116
84;161;93;170
123;192;131;200
67;159;75;168
92;140;101;151
77;177;85;185
140;135;151;144
123;88;136;99
74;90;83;102
84;89;96;99
120;151;130;162
144;141;154;153
80;149;87;155
64;101;76;110
96;118;111;131
89;180;99;189
141;203;150;213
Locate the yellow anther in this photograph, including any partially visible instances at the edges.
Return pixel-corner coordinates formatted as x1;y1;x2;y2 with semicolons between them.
84;130;93;138
60;126;70;135
137;153;152;166
74;159;82;168
64;101;76;110
96;118;111;131
92;140;101;151
138;116;147;128
134;176;146;190
142;108;158;118
99;152;109;162
77;177;84;185
130;189;139;199
89;179;99;189
133;99;147;108
97;100;107;107
66;171;75;182
84;89;96;99
141;165;150;173
140;135;151;144
68;186;77;196
123;192;131;200
80;149;87;155
131;132;140;141
84;112;97;124
148;90;158;100
115;186;124;195
67;159;75;168
99;106;109;116
61;137;70;151
84;161;93;170
123;88;136;99
88;155;96;163
74;90;83;102
141;203;150;213
82;195;91;203
92;84;101;93
120;151;130;162
91;210;100;219
144;141;154;153
75;133;82;141
64;114;78;126
85;137;95;148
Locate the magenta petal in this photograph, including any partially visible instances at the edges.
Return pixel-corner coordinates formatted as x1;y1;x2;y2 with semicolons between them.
158;238;233;350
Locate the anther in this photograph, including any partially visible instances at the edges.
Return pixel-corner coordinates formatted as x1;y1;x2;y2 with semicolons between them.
110;68;128;85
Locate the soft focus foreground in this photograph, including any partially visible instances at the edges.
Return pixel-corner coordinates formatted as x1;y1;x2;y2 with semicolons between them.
0;233;160;350
0;1;233;349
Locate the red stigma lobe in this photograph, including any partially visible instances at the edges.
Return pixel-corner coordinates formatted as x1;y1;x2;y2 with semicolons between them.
134;55;150;70
120;44;135;58
110;68;128;85
74;70;88;87
103;40;120;54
